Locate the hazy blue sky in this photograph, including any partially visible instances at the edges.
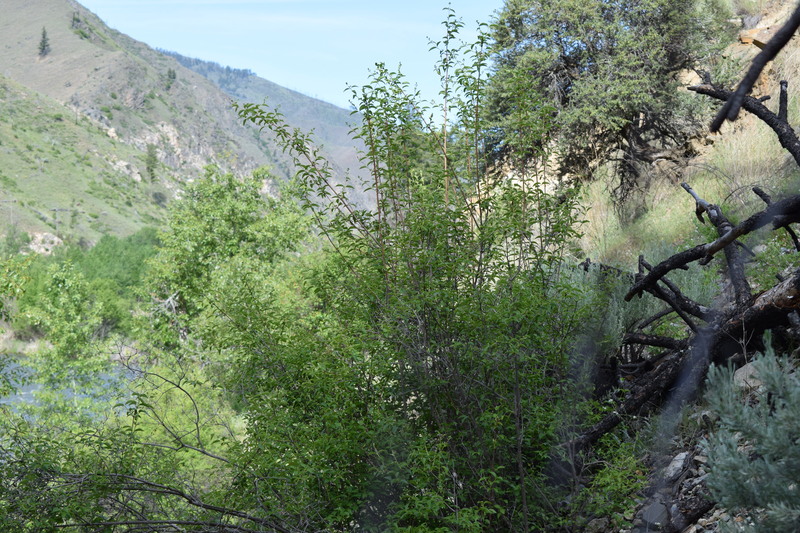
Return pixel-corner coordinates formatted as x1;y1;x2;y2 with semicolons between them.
78;1;504;109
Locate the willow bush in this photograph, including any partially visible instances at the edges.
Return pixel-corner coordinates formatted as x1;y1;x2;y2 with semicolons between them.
237;13;591;530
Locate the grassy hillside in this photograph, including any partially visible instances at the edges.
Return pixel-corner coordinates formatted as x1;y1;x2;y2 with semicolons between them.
0;0;366;243
0;74;169;241
0;0;294;176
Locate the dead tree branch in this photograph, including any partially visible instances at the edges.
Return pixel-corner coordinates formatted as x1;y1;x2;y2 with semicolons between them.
682;183;752;304
578;183;800;454
690;83;800;166
568;348;687;453
638;255;718;323
708;3;800;132
626;191;800;301
754;186;800;250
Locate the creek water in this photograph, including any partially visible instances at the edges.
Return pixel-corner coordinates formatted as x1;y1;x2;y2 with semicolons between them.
0;358;39;406
0;356;126;407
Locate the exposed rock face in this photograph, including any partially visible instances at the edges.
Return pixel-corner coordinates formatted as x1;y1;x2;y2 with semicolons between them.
640;501;669;529
28;232;62;255
628;447;715;533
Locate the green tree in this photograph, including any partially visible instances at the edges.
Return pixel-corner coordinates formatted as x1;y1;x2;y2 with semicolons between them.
146;165;308;327
0;13;609;533
237;13;590;529
0;169;310;532
488;0;733;205
165;67;177;90
0;255;30;398
0;224;31;259
145;143;158;181
38;26;50;57
25;261;102;364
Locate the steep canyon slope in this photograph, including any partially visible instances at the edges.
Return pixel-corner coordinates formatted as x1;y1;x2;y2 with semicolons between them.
0;0;361;242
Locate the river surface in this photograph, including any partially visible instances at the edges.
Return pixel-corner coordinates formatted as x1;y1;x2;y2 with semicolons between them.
0;356;125;407
0;358;39;405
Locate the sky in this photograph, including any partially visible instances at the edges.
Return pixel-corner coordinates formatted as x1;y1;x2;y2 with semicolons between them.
77;0;505;109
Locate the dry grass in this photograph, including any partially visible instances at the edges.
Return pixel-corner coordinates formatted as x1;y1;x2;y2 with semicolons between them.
579;114;800;268
728;0;767;16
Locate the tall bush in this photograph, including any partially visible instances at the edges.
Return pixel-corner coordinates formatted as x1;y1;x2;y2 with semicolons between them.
237;12;590;529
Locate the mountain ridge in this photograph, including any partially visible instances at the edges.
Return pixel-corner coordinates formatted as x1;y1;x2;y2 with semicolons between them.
161;49;365;183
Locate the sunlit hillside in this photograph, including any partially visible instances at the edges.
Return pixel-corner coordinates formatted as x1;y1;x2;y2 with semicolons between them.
0;0;363;242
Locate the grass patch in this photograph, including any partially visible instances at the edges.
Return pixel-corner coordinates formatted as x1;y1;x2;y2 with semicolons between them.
0;77;167;241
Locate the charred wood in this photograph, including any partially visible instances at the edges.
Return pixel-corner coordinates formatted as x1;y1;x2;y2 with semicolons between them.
568;349;687;454
682;183;751;305
691;83;800;166
754;185;800;250
779;80;789;123
636;307;676;330
625;190;800;302
639;255;718;323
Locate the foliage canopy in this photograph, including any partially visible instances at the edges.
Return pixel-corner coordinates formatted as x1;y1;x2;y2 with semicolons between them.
488;0;733;203
0;6;673;532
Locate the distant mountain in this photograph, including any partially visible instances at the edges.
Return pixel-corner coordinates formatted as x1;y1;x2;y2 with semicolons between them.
0;0;364;242
161;51;365;179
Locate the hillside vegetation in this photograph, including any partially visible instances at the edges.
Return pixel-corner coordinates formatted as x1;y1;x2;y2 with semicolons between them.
1;0;800;532
0;74;169;240
0;0;362;243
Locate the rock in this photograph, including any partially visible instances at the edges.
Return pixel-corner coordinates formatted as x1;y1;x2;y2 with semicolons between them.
664;451;689;481
734;362;762;390
28;232;63;255
739;26;779;49
585;517;609;533
686;473;708;488
641;501;669;528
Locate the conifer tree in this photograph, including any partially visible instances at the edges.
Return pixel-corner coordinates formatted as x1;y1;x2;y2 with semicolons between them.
145;144;158;181
487;0;733;206
38;27;50;57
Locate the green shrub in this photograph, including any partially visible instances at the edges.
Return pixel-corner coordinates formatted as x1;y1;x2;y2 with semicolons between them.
704;346;800;532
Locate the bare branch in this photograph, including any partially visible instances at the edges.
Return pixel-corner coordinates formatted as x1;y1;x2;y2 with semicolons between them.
639;256;718;323
625;245;708;301
753;185;800;250
57;472;293;533
55;519;263;532
701;193;800;259
708;3;800;132
690;84;800;166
